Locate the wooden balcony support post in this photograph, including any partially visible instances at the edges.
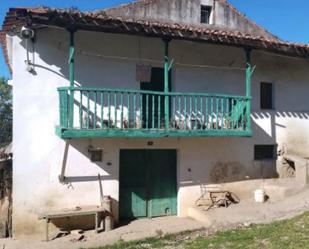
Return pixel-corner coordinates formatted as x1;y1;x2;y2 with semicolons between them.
163;38;170;130
68;30;76;128
245;48;252;131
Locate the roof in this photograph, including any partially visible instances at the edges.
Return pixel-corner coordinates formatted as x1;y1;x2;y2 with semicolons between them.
1;6;309;74
0;31;12;74
219;0;279;40
102;0;279;41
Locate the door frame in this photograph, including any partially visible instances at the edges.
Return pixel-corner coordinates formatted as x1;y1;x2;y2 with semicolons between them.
140;67;172;129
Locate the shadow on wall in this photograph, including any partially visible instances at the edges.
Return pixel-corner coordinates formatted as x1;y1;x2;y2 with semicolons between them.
252;111;309;120
17;30;309;226
60;139;115;183
253;110;309;157
55;111;283;224
21;29;139;88
186;111;280;187
58;111;286;187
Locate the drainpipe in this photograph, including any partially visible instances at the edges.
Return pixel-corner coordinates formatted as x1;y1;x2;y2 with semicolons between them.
164;39;170;130
68;30;76;128
245;48;252;131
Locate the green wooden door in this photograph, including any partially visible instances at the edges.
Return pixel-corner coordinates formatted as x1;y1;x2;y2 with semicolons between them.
119;149;177;220
147;150;177;217
119;150;147;219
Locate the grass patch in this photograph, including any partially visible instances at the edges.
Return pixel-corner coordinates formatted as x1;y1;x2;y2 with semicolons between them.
85;211;309;249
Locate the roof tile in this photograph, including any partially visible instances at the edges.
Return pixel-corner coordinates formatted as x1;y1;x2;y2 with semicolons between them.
1;6;309;74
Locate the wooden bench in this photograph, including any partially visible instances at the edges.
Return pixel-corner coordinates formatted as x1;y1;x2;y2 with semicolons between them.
39;206;107;241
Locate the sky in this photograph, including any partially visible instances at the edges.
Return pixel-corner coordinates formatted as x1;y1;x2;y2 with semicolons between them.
1;0;309;78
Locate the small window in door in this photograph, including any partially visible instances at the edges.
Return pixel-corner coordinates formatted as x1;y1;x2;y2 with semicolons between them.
254;145;277;160
201;5;212;24
260;82;274;109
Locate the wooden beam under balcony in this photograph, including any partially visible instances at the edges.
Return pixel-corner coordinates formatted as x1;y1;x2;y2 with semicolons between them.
56;127;252;139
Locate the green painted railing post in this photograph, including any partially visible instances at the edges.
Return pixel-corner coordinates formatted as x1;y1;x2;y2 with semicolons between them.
245;48;252;131
57;86;253;138
68;30;76;128
164;39;170;130
59;90;68;128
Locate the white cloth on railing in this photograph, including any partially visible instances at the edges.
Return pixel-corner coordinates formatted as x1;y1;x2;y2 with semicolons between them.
175;111;203;130
115;106;129;128
82;106;130;129
174;111;229;130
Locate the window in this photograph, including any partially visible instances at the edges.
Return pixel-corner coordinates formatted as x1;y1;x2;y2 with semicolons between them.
254;145;277;160
260;82;274;109
201;5;212;24
90;150;102;162
88;147;103;162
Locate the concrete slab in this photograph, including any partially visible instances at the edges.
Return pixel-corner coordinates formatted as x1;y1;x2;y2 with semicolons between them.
284;154;309;185
189;185;309;228
0;217;205;249
1;180;308;249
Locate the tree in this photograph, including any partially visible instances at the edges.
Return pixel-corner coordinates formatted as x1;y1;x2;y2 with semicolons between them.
0;77;12;148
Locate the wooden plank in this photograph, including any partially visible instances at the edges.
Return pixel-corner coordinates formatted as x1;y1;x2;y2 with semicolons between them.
108;92;111;128
101;92;104;129
59;128;253;139
200;96;203;130
152;95;155;129
58;86;251;100
68;31;75;129
184;97;187;130
46;218;49;241
127;93;130;129
39;207;106;219
95;213;98;233
94;91;97;129
140;93;143;129
146;94;149;129
158;95;161;129
87;91;90;129
133;94;136;129
164;40;170;130
245;49;252;131
114;92;117;129
121;93;123;129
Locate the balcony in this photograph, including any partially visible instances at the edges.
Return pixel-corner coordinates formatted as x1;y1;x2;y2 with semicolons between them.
56;87;252;138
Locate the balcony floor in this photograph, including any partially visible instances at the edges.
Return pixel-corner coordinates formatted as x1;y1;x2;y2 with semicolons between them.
56;126;252;139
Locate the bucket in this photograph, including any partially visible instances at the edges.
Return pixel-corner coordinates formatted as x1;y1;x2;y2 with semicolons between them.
254;189;265;203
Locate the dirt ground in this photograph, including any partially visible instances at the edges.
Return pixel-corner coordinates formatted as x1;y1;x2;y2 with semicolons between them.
1;185;309;249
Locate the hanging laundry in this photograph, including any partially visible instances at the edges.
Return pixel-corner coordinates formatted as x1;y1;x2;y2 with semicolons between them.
136;64;151;82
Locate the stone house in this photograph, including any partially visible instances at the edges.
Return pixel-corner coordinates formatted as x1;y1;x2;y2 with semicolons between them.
1;0;309;237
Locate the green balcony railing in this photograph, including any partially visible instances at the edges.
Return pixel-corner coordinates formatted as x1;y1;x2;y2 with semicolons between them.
56;87;252;138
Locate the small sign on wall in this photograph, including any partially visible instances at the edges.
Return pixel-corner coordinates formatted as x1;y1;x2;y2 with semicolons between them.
136;64;151;82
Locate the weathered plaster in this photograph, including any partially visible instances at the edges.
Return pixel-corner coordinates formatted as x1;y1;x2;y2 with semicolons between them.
11;28;309;236
104;0;276;39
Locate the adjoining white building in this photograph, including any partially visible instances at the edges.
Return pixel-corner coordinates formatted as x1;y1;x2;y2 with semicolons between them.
1;0;309;237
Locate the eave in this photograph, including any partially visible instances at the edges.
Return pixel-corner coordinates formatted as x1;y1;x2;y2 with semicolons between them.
1;7;309;74
0;32;12;74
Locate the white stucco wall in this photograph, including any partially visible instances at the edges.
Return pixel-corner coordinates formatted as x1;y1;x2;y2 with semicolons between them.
11;27;309;236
